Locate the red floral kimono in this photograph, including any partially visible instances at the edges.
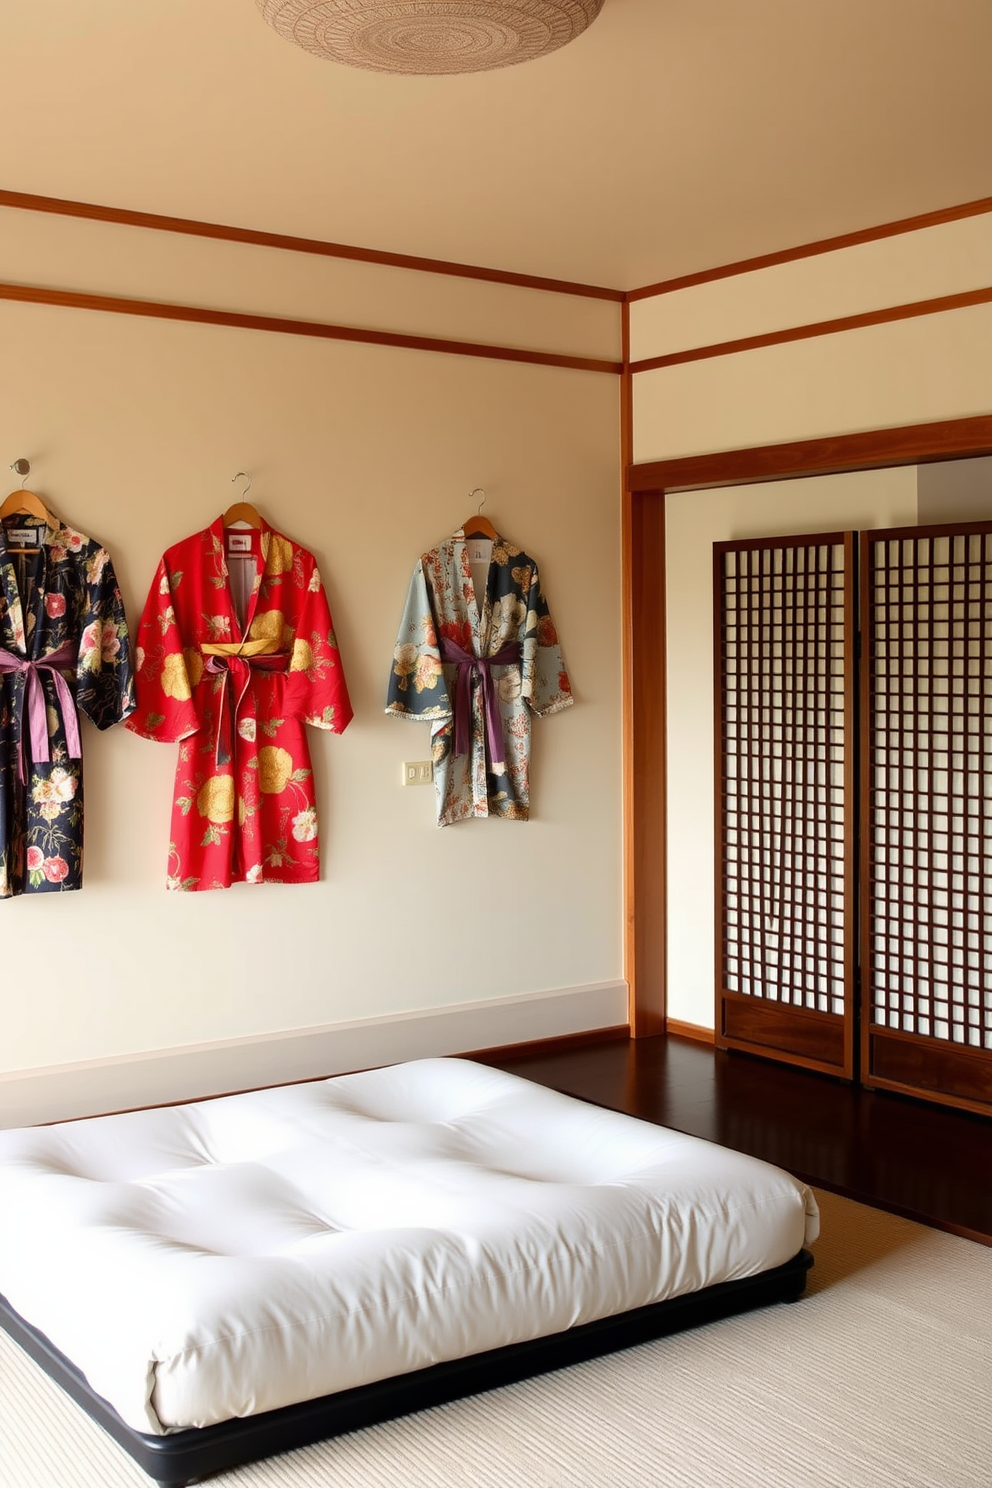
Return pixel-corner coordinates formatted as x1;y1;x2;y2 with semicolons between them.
128;518;352;890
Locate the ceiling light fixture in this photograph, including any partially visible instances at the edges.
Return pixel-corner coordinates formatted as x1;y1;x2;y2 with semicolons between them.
255;1;604;76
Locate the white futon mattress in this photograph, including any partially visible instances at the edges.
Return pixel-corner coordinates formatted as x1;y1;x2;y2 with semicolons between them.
0;1058;819;1435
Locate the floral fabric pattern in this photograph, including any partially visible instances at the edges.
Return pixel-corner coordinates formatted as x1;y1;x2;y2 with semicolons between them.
386;529;572;825
127;517;352;890
0;515;135;898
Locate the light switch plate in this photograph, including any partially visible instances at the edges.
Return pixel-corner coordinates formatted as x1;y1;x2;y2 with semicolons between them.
401;760;434;786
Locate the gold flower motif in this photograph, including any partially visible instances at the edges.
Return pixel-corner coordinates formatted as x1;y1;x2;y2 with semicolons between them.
258;745;293;794
196;774;235;823
291;637;314;673
161;652;191;701
183;648;204;688
265;534;294;575
249;609;287;649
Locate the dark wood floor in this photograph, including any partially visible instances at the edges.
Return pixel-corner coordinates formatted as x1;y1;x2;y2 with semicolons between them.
486;1034;992;1247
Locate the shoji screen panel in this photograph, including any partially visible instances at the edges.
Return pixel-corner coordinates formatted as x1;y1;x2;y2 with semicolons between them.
715;533;857;1078
862;522;992;1115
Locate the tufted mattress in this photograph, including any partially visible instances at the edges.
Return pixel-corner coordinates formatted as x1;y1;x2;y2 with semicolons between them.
0;1058;818;1462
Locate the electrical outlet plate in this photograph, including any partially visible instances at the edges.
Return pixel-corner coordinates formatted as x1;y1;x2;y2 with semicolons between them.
401;760;434;786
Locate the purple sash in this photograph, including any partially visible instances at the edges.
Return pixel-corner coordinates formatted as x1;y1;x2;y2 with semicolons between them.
204;651;290;764
439;637;520;770
0;641;80;782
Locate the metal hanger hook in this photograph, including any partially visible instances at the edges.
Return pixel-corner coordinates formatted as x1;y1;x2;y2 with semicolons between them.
470;486;486;514
10;458;30;489
232;470;252;498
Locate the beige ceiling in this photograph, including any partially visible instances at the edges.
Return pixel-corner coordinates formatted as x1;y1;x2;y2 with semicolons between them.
2;0;991;290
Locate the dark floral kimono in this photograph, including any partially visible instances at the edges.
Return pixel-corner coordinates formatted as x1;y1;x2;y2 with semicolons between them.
0;513;135;897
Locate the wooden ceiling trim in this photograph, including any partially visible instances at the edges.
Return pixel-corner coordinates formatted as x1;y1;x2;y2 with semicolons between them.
0;188;625;304
626;194;992;301
628;415;992;494
628;285;992;375
0;280;622;375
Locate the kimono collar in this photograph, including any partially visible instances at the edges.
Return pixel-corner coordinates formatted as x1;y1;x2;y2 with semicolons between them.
0;512;59;561
0;515;60;658
210;513;273;569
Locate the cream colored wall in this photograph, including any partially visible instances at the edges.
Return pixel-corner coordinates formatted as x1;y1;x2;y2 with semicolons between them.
0;220;623;1123
629;212;992;362
665;469;919;1030
632;304;992;462
0;207;621;365
630;214;992;463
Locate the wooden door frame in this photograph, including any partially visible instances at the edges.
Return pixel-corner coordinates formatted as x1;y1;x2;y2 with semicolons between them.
622;413;992;1037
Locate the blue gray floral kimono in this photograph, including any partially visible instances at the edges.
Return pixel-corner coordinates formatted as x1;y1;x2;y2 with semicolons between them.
386;528;572;825
0;513;135;897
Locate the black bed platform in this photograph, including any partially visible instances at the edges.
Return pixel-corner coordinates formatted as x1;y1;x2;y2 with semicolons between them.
1;1250;812;1486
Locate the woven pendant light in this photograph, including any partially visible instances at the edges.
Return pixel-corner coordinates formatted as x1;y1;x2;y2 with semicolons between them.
255;1;605;75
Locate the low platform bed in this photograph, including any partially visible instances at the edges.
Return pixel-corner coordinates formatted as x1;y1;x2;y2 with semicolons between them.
0;1059;819;1486
1;1251;813;1487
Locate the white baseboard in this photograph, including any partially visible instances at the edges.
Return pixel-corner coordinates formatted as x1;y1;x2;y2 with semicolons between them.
0;980;629;1128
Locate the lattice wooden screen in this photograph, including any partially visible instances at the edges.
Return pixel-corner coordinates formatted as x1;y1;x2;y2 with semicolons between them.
714;533;856;1078
861;522;992;1115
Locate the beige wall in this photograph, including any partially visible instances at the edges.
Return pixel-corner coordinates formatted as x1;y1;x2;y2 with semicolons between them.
0;207;622;365
0;215;624;1123
629;213;992;363
632;306;992;462
630;213;992;463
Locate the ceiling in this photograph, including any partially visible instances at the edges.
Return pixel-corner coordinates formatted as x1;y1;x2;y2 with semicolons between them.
3;0;992;290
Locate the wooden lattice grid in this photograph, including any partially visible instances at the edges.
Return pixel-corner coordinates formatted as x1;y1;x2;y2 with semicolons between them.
717;535;852;1017
864;527;992;1049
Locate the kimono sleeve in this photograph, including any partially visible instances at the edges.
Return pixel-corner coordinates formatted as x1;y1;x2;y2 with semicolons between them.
385;561;452;720
522;568;573;717
126;558;200;742
285;558;353;734
75;548;136;729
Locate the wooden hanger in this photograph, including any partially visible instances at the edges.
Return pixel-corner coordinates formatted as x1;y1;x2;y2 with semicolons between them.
463;487;496;541
223;471;262;529
1;461;58;551
0;489;56;525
